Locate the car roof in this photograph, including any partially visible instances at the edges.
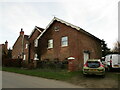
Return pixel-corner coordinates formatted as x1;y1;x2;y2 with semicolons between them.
87;59;100;62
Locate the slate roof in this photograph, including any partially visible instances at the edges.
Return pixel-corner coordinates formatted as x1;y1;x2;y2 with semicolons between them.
29;26;44;38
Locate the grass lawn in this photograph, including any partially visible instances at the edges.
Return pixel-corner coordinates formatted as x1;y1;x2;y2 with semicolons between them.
2;67;119;88
0;66;2;71
2;67;82;81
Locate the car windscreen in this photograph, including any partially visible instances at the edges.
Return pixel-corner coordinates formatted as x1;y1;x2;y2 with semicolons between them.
87;61;100;68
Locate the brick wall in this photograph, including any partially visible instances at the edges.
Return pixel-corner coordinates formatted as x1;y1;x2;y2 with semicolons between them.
12;36;23;59
38;21;102;70
12;35;29;62
29;29;41;61
23;37;29;63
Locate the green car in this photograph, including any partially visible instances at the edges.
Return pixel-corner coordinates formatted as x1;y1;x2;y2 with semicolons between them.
83;59;105;77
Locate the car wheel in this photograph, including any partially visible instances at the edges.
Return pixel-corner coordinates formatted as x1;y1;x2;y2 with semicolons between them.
83;74;87;77
101;74;105;78
107;66;111;72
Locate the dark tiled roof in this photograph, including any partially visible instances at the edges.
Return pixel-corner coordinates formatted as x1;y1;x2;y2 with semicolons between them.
35;26;44;31
29;26;44;38
24;35;29;40
13;35;29;48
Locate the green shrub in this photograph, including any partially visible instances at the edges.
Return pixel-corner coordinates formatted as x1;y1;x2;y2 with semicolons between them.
37;60;68;70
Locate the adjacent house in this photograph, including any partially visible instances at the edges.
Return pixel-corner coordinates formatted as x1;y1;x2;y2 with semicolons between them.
0;41;8;60
36;17;102;69
12;29;29;63
1;41;13;66
0;41;8;56
12;26;44;64
28;26;44;62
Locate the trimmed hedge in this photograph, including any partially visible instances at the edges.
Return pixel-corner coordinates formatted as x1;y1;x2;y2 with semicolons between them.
37;60;68;69
2;58;22;67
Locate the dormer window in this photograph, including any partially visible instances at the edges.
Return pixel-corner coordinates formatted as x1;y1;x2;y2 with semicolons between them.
54;26;59;31
34;39;38;47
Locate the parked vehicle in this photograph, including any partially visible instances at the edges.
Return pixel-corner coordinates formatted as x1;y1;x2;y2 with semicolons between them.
104;54;120;71
83;59;105;77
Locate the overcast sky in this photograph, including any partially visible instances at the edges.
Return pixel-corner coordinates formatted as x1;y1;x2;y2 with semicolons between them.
0;0;119;49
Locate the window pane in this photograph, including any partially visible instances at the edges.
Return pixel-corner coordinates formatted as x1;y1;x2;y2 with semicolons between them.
23;55;26;60
25;44;28;49
61;36;68;46
62;41;67;46
34;39;38;47
49;39;53;43
62;37;68;42
48;39;53;48
87;61;100;68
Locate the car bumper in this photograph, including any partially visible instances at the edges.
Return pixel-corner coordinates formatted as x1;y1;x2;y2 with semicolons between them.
83;70;105;75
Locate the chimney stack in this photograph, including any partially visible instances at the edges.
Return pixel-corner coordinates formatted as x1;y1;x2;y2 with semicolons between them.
20;28;24;36
5;40;8;54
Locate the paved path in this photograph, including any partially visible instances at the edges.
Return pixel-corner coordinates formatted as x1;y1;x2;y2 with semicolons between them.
2;71;83;88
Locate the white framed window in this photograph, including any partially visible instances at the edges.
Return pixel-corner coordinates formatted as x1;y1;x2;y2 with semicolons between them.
48;39;53;48
34;39;38;47
23;55;26;60
61;36;68;47
25;44;28;49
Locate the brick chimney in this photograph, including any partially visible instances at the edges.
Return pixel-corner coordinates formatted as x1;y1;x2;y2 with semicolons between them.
5;40;8;54
20;28;24;36
20;28;24;59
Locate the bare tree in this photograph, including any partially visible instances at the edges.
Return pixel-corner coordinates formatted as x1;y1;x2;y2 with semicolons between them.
112;41;120;53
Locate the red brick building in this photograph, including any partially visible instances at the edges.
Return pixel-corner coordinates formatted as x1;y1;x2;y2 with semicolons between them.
1;41;13;65
0;41;8;58
28;26;44;62
12;29;29;63
0;41;8;56
12;27;44;64
36;17;102;70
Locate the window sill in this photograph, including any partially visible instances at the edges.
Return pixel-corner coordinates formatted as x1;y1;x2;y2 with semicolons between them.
61;45;68;48
34;46;38;48
47;47;53;50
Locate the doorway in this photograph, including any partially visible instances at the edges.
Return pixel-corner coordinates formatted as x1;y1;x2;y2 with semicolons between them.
83;52;90;64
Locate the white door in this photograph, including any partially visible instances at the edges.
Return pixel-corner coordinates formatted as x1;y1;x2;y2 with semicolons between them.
84;53;89;64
